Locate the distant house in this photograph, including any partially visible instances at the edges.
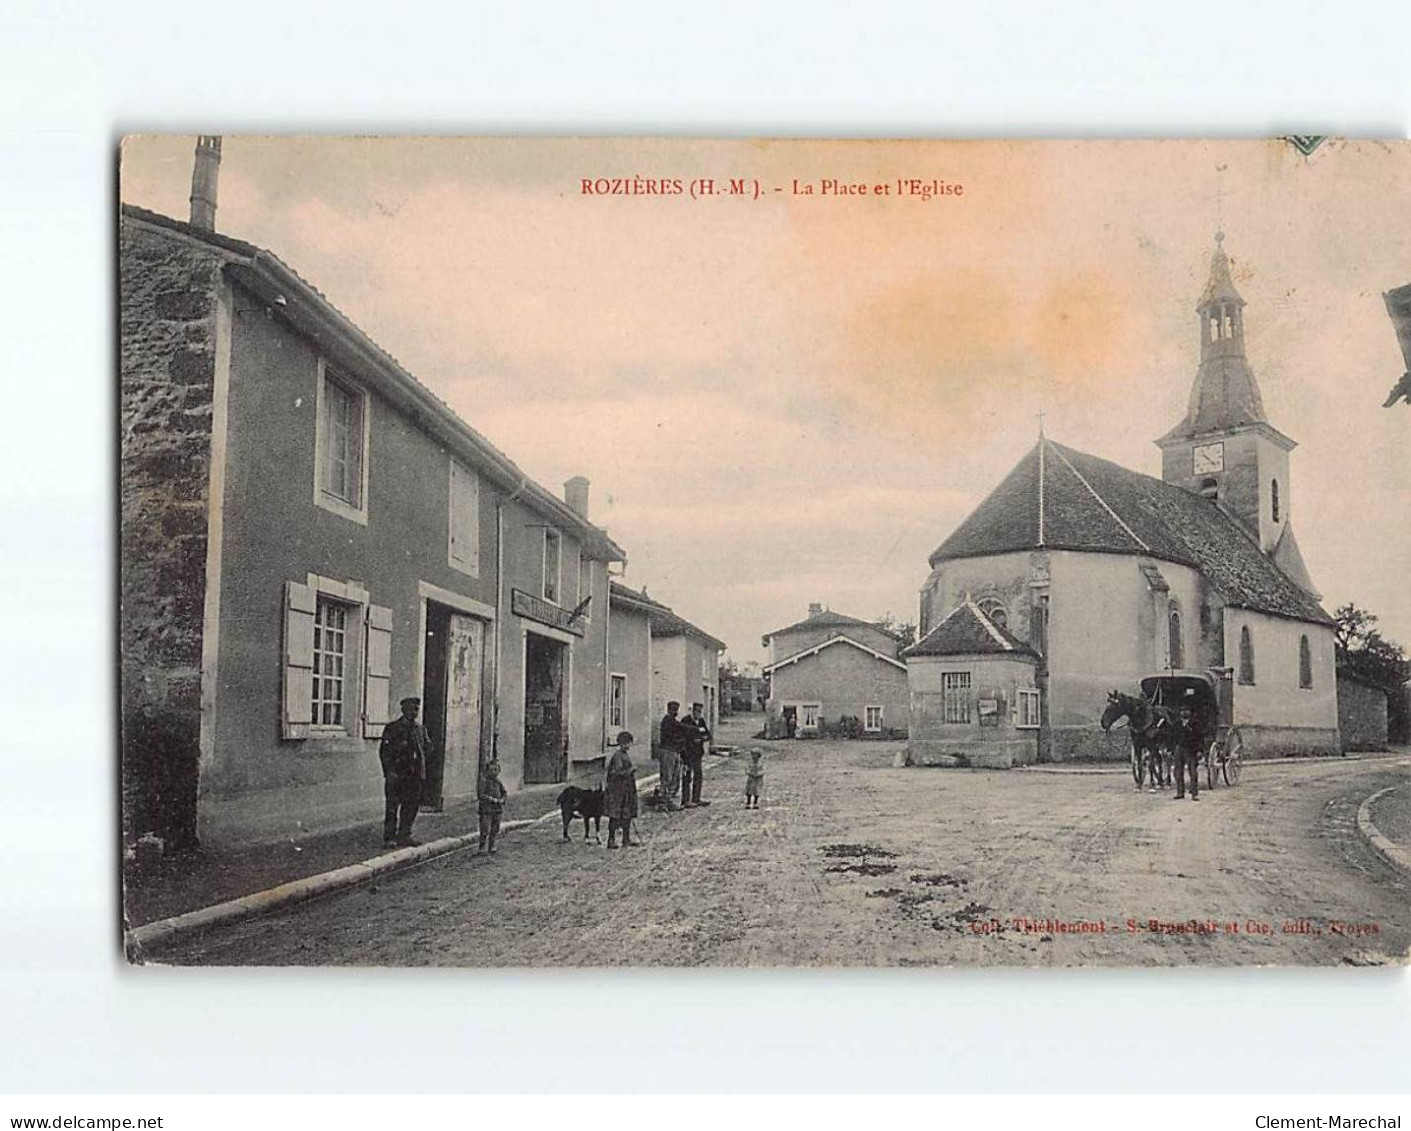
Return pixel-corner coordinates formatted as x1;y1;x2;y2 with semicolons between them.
608;582;726;743
761;604;908;737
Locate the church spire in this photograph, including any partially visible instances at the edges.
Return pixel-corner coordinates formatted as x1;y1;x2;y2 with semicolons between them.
1160;233;1269;441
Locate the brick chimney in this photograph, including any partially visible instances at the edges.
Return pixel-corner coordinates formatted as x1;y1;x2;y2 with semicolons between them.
808;602;823;617
564;475;590;519
189;136;222;231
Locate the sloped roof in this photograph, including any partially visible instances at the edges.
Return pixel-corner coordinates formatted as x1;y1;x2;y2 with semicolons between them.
927;438;1331;626
762;634;908;674
1157;353;1273;443
121;204;625;562
762;608;899;642
905;598;1039;660
1198;235;1245;309
609;581;726;652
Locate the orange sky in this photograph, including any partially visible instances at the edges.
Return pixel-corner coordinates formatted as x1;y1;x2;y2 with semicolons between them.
121;137;1411;662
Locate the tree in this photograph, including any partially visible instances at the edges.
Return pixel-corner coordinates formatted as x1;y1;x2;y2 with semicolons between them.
1333;603;1410;691
874;611;918;650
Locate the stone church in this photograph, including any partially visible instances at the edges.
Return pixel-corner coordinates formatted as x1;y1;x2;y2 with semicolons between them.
909;236;1341;765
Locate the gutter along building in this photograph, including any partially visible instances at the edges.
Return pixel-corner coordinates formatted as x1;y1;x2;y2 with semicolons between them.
120;142;629;850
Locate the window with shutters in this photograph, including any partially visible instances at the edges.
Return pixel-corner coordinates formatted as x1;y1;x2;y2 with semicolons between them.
281;575;391;741
943;671;972;724
448;458;480;577
314;361;370;525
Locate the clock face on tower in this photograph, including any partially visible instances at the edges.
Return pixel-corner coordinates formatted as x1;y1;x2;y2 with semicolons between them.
1193;442;1225;474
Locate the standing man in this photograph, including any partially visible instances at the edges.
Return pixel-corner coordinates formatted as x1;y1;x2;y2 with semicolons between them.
656;700;684;811
379;696;429;847
680;701;712;809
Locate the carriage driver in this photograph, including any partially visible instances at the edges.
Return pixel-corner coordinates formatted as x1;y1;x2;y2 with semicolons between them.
1171;693;1200;802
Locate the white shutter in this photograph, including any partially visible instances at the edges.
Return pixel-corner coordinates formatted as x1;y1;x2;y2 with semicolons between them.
363;603;393;738
448;459;480;575
282;580;316;739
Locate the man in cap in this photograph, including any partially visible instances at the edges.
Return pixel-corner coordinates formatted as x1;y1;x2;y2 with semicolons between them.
679;701;713;808
379;696;429;847
656;700;685;811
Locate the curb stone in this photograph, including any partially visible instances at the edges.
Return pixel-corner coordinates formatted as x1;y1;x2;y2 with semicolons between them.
1356;786;1411;879
125;763;692;957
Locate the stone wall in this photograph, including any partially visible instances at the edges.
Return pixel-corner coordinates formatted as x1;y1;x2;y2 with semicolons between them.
1337;674;1388;752
119;217;224;850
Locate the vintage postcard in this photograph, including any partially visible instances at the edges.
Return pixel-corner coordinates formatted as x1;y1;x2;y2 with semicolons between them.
118;137;1411;967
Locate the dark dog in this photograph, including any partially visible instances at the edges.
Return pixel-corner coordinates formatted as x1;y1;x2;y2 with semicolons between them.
556;786;604;843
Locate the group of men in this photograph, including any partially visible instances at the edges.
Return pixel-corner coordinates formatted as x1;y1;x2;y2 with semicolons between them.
655;700;713;810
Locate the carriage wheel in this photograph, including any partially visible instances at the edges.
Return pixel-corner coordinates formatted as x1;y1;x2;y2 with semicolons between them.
1205;739;1219;791
1222;728;1243;786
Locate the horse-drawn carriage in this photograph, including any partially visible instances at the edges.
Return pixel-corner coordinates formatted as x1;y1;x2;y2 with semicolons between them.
1102;668;1244;790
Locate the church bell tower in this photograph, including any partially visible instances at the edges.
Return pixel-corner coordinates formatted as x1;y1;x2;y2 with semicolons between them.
1156;234;1319;595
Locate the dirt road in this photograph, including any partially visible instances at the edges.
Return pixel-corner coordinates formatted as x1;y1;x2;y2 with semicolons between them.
156;728;1411;967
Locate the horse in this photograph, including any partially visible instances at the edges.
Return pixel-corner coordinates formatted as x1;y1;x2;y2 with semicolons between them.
1100;690;1175;792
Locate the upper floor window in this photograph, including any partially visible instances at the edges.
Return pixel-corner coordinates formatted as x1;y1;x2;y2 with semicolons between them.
315;362;369;525
1299;634;1313;689
448;459;480;577
542;528;561;603
1238;625;1255;685
977;597;1008;630
609;673;626;730
1271;479;1281;524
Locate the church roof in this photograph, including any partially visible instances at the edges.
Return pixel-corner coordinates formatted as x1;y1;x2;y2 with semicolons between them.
905;598;1039;660
927;438;1332;626
1157;353;1273;443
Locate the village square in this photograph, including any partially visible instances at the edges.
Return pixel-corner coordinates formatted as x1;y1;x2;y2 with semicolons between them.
119;138;1411;967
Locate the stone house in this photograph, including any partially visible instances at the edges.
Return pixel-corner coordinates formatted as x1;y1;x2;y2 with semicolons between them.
120;149;628;849
905;597;1040;767
761;604;909;736
916;237;1340;763
608;581;727;747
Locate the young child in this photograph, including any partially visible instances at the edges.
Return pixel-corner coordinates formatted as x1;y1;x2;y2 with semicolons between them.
745;748;765;809
604;730;640;849
477;756;507;854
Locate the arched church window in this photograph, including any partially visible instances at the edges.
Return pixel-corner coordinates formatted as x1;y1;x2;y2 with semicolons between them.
1299;635;1312;689
976;597;1007;630
1168;607;1184;669
1198;478;1218;500
1238;626;1255;685
1209;315;1219;343
1271;479;1280;523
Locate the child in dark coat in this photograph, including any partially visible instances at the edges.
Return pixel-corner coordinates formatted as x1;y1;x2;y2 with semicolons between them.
604;731;640;849
477;756;507;854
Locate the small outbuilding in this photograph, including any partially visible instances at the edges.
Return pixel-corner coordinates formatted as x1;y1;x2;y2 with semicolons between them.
905;597;1041;768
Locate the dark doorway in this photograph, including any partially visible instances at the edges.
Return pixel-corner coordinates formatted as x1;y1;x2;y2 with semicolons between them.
782;705;797;739
524;632;567;784
421;603;452;809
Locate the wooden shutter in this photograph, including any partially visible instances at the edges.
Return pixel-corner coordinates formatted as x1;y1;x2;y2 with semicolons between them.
449;459;480;574
363;603;394;738
282;580;316;739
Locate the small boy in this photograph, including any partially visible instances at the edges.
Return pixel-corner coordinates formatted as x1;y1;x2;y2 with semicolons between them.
477;756;507;854
745;748;765;809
